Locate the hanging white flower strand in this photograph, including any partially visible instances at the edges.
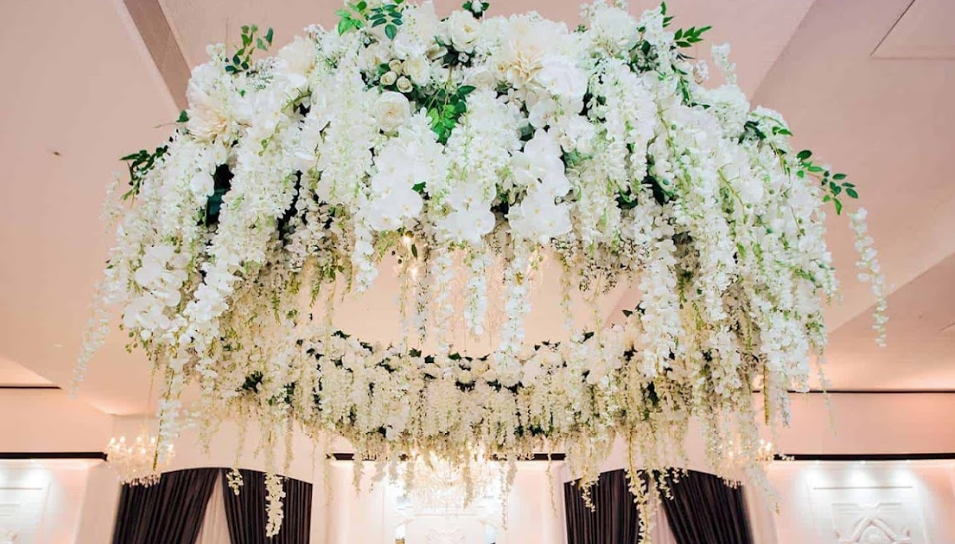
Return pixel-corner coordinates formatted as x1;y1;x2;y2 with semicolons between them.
76;1;888;538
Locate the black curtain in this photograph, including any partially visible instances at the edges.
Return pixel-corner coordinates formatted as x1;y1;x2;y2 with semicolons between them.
111;468;219;544
564;469;642;544
221;469;313;544
660;470;753;544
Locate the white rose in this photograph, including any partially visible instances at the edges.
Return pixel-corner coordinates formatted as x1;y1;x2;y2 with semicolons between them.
374;91;411;132
403;56;431;86
462;65;495;90
381;71;398;86
537;54;588;108
277;36;315;77
389;59;403;73
396;76;413;94
446;11;480;52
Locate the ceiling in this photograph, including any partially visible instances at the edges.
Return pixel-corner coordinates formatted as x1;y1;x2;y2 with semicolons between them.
0;357;53;387
0;0;953;415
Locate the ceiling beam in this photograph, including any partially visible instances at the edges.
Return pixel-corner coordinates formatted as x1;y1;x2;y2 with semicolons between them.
122;0;189;109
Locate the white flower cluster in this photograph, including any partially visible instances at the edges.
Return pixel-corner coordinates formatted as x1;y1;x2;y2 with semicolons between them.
80;0;888;536
850;208;889;346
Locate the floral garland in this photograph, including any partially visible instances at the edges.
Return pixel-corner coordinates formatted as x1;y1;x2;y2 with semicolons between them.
78;0;888;536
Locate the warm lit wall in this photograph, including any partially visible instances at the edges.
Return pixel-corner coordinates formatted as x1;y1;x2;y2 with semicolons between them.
0;460;104;544
6;391;955;543
0;390;112;452
767;460;955;543
324;460;566;544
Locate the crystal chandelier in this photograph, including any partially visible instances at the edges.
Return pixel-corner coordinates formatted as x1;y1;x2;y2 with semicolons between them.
106;427;175;486
396;451;502;513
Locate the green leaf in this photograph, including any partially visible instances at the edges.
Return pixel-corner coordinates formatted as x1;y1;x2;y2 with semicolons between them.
411;244;419;259
266;27;274;45
178;110;189;123
385;23;397;40
832;173;846;180
834;197;843;215
356;1;367;10
372;18;387;27
622;309;634;317
845;188;859;199
337;19;350;35
797;150;812;160
412;182;426;193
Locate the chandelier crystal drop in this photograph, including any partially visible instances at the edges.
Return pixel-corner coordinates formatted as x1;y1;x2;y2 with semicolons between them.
396;450;503;513
76;0;888;536
105;429;175;487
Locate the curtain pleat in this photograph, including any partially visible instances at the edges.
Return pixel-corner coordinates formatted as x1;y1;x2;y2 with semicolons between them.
660;470;754;544
196;473;233;544
111;468;219;544
220;469;313;544
564;469;642;544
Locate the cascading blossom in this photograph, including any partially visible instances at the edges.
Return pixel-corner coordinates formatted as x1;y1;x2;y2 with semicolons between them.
79;1;887;538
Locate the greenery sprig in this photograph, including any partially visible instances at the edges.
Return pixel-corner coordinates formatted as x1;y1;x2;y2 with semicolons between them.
796;150;857;215
225;24;274;74
673;26;711;50
426;85;477;144
120;146;168;200
337;0;405;40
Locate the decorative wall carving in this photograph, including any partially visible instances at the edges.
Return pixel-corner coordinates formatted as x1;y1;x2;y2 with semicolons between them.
807;469;929;544
0;479;49;544
832;503;913;544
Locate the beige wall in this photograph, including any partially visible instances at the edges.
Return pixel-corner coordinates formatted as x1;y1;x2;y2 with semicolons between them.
4;390;955;543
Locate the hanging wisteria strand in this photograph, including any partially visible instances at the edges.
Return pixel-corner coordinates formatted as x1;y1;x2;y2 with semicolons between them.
79;0;888;537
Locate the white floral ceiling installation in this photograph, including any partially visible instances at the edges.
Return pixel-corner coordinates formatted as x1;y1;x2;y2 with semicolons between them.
76;0;887;536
